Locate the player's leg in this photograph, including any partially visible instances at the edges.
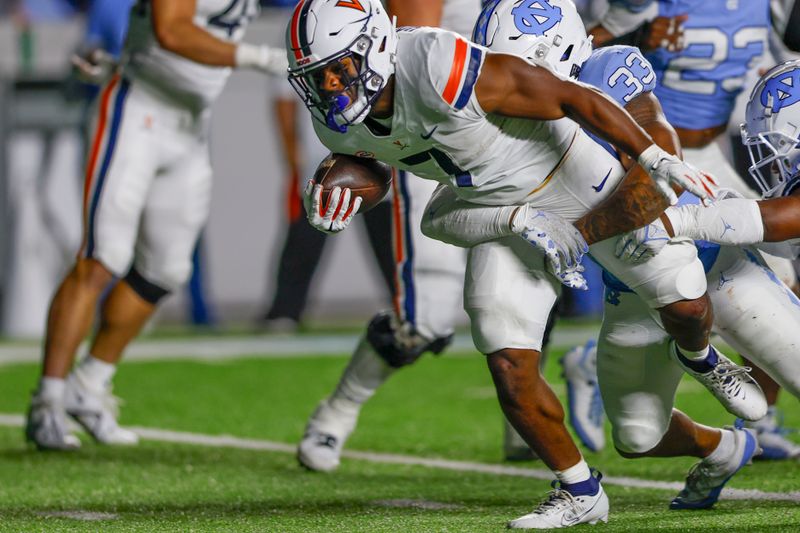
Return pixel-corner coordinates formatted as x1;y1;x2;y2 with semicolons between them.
590;235;766;420
707;247;800;458
298;171;465;472
67;110;212;446
26;77;157;450
598;288;759;510
465;237;608;529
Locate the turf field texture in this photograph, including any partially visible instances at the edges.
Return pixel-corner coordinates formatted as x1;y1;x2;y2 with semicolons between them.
0;328;798;532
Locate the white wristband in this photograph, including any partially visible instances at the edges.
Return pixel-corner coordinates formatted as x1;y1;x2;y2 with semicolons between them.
235;43;289;76
637;144;663;171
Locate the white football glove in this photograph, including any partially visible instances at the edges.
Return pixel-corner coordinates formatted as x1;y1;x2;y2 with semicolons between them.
614;217;671;264
72;49;117;86
513;206;589;290
638;145;718;204
235;44;290;76
303;180;362;234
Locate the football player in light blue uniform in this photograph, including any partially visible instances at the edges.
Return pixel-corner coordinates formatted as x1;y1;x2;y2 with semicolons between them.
594;0;800;458
618;60;800;460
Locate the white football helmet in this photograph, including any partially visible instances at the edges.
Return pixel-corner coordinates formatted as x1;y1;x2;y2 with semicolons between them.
472;0;593;78
286;0;397;133
742;60;800;195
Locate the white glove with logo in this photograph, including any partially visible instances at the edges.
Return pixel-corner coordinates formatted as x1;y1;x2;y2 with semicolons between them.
513;206;590;290
614;217;671;264
638;145;718;204
303;180;362;234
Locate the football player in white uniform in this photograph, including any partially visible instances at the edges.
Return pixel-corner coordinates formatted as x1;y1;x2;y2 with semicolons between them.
297;0;478;474
25;0;288;451
286;0;762;528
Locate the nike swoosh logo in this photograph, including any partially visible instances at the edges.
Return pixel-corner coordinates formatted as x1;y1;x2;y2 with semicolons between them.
591;168;612;192
421;126;438;140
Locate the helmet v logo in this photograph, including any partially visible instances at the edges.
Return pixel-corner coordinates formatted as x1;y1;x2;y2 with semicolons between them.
335;0;366;12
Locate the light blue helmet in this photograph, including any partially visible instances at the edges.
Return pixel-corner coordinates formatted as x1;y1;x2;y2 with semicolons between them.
742;60;800;194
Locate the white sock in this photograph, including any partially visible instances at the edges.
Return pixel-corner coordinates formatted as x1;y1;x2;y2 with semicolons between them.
705;428;735;466
555;459;592;485
38;377;65;401
677;345;710;361
328;336;396;416
74;355;117;390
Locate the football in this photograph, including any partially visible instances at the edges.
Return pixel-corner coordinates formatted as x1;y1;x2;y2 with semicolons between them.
313;153;392;213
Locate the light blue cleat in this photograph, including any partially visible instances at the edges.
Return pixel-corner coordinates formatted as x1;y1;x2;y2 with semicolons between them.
561;340;605;452
670;427;760;510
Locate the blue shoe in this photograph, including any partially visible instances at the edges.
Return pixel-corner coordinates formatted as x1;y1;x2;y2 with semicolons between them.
562;340;605;452
670;427;760;510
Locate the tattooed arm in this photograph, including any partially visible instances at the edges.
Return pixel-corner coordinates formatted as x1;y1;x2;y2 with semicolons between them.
572;91;678;244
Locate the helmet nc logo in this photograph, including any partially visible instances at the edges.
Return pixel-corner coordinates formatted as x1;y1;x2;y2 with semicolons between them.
512;0;563;36
760;68;800;113
335;0;366;12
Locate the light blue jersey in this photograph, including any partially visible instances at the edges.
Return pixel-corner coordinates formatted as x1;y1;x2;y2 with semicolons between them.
578;45;657;105
574;44;722;293
644;0;769;130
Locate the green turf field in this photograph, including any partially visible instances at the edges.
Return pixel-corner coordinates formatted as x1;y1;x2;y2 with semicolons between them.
0;338;798;532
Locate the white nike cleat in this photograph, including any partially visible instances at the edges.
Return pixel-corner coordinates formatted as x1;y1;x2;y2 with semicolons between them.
561;340;605;452
25;393;81;451
297;400;357;472
670;427;760;510
508;479;609;529
63;373;139;446
744;408;800;460
670;342;767;421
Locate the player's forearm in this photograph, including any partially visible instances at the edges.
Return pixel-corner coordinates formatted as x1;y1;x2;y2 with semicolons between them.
758;196;800;242
275;99;300;175
154;20;237;67
386;0;443;26
420;185;518;247
573;167;668;245
572;95;677;244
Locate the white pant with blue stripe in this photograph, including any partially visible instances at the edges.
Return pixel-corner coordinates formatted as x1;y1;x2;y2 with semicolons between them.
80;76;212;290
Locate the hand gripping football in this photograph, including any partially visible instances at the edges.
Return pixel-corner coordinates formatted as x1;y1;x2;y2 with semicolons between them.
313;153;392;213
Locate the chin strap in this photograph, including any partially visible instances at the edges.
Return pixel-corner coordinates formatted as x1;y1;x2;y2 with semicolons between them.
326;94;351;133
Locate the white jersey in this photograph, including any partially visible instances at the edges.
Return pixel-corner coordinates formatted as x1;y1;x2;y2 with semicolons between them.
124;0;259;110
314;27;582;206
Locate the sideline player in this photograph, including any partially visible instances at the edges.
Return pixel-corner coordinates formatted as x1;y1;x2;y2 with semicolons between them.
286;0;761;527
25;0;288;451
296;0;476;474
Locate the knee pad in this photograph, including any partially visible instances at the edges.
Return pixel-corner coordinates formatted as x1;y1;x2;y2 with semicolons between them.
366;311;453;369
123;267;171;305
612;423;666;455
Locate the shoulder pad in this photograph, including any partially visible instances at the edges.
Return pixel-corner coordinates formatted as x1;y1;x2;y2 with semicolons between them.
578;45;656;106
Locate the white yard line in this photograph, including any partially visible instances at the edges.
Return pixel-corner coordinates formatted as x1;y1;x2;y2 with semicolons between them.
0;414;795;503
0;329;600;365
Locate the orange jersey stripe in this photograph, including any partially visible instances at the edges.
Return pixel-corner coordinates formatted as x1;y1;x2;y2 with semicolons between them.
442;38;468;105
